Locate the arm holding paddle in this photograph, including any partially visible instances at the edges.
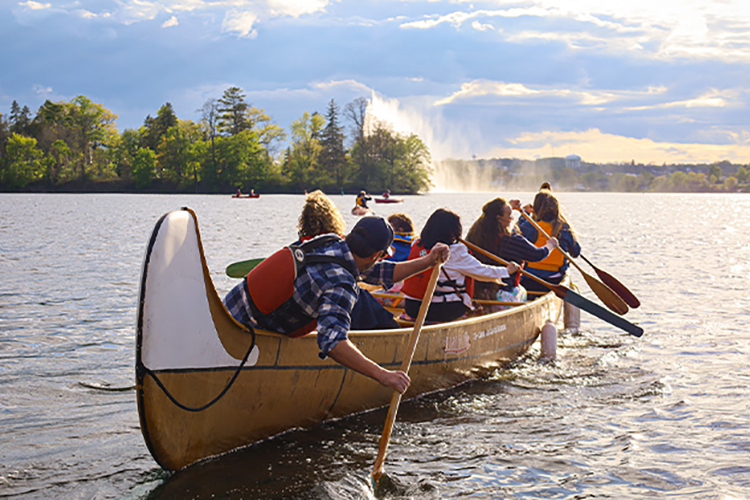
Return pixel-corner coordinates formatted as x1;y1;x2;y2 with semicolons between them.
329;340;410;393
391;242;449;282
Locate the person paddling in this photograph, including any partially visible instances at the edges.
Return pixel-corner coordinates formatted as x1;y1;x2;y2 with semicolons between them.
517;189;580;293
224;216;449;394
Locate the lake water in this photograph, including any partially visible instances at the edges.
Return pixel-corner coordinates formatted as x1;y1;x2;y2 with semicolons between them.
1;192;749;499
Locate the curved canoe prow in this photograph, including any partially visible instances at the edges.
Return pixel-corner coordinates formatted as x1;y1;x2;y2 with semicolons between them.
137;208;562;471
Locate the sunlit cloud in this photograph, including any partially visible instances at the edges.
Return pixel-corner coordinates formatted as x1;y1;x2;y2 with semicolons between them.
161;15;178;27
19;1;51;10
267;0;329;18
487;128;750;164
471;20;494;31
222;9;259;38
434;80;667;107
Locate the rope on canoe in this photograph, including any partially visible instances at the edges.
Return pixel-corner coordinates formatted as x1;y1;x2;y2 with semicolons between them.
141;327;257;412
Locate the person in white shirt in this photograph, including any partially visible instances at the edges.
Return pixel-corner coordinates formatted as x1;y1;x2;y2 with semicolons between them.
401;208;520;322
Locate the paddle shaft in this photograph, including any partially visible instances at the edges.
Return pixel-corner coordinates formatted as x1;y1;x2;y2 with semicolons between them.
516;210;629;315
459;239;643;337
372;262;442;484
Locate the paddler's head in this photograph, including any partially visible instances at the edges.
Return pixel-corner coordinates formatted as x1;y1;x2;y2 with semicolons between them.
346;216;394;272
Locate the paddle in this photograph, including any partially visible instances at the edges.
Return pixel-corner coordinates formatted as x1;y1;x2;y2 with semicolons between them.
460;238;643;338
372;261;443;486
578;254;640;309
516;210;629;316
225;257;264;278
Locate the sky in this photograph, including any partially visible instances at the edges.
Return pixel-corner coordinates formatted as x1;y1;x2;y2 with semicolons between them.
3;0;750;166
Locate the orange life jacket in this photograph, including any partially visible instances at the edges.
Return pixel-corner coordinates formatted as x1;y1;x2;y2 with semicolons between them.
245;235;355;337
401;241;474;301
526;220;566;272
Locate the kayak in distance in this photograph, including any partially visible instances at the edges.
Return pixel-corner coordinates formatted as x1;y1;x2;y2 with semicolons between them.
135;208;565;470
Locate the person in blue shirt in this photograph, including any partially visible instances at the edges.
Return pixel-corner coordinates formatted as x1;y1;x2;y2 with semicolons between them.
386;212;416;262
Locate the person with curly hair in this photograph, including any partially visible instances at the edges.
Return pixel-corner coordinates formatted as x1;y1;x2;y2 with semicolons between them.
297;190;347;242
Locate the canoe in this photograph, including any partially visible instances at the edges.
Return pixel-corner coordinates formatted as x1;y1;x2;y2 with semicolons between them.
136;208;563;471
351;205;372;215
374;197;403;204
231;194;260;198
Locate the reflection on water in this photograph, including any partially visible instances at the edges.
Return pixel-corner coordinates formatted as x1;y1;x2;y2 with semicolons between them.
1;192;750;498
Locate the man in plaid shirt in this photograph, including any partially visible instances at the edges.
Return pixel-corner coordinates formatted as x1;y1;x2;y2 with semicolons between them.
225;216;448;394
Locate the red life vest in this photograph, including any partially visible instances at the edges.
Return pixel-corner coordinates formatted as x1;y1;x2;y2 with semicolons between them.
244;235;355;337
401;241;474;301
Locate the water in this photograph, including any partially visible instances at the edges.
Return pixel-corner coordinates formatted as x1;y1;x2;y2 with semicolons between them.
1;192;749;499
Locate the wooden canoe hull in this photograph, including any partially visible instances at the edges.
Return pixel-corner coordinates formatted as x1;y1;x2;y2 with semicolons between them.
136;208;562;471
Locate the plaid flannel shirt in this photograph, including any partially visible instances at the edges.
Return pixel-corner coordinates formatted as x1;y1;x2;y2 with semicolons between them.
224;235;396;358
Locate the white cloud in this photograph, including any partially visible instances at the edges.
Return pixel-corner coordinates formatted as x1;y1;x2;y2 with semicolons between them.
19;1;51;10
161;15;178;27
312;79;373;93
222;9;259;38
434;80;667;107
471;20;494;31
267;0;329;18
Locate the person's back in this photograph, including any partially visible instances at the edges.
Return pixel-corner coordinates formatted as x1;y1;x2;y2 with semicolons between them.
385;212;416;263
518;190;580;290
402;208;517;322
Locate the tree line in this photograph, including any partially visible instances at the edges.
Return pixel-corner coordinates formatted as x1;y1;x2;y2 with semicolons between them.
0;88;432;194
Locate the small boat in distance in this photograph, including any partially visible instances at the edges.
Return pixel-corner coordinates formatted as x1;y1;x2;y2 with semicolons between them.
351;205;372;215
231;194;260;198
374;197;403;204
136;208;563;470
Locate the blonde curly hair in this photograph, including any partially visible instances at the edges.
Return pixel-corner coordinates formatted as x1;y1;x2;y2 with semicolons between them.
298;190;347;239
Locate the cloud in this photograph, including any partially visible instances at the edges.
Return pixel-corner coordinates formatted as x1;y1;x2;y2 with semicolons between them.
267;0;330;18
222;9;260;38
19;1;50;10
434;80;667;106
161;15;178;28
487;128;750;164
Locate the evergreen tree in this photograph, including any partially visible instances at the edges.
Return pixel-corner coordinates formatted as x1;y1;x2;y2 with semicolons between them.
319;99;347;189
9;101;32;136
218;87;250;136
143;102;178;151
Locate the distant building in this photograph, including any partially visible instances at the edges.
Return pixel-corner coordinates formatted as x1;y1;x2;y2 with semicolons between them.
565;154;581;169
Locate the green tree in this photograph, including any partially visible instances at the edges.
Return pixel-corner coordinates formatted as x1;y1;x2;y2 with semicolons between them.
319;99;348;190
708;163;722;184
0;133;47;189
67;95;118;180
143;103;178;152
0;112;9;157
157;120;203;187
132;147;156;189
395;133;432;193
735;165;750;184
724;176;738;191
48;139;73;184
218;87;250;136
285;111;324;190
9;101;32;136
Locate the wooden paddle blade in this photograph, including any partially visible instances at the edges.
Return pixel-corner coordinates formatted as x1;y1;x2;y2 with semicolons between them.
562;287;643;337
225;258;264;278
581;271;629;315
580;254;641;309
592;267;641;309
